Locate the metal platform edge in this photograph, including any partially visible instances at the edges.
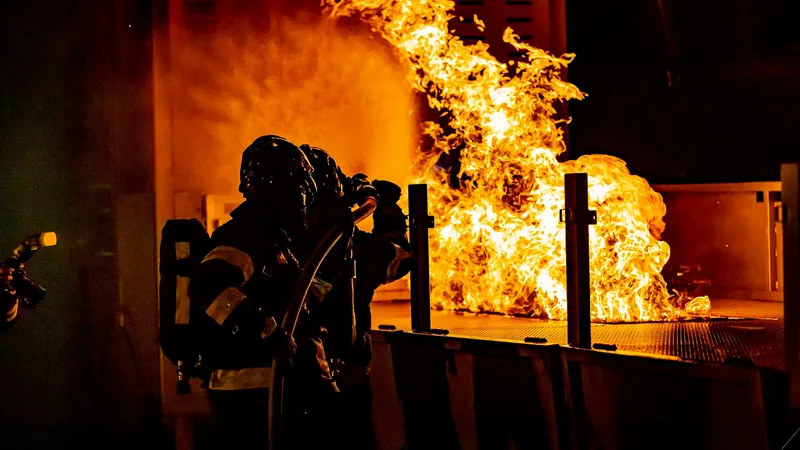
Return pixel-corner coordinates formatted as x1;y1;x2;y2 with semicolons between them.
372;328;785;374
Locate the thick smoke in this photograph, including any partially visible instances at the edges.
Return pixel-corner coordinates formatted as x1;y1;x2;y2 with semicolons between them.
168;11;416;197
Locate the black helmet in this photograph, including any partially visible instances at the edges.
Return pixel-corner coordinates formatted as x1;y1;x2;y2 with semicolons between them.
299;144;345;200
239;135;317;210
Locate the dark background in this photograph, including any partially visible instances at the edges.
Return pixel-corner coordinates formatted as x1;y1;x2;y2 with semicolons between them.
566;0;800;183
1;0;798;448
1;0;161;448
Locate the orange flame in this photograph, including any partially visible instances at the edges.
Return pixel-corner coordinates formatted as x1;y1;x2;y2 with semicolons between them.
325;0;711;321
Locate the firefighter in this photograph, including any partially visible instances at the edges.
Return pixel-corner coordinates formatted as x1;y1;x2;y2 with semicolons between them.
340;178;412;450
349;177;413;359
188;135;337;449
299;144;412;364
300;145;413;448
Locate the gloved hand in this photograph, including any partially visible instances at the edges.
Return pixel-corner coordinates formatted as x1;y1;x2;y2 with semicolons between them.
348;173;379;206
371;180;408;237
372;180;402;205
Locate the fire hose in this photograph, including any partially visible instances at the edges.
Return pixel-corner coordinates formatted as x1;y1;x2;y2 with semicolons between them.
269;196;378;449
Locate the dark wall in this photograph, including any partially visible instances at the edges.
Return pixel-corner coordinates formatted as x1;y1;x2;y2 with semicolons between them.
566;0;800;184
0;1;162;449
0;1;80;448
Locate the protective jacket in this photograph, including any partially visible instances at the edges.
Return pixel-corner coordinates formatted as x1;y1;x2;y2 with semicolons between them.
188;199;334;390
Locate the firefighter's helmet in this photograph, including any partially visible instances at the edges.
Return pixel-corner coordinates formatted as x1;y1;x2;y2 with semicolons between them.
299;144;345;200
238;135;317;210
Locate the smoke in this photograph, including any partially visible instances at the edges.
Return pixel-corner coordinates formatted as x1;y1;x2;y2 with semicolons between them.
169;11;417;196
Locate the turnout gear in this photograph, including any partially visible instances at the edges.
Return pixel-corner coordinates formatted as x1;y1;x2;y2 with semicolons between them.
159;135;329;393
301;145;353;273
297;146;412;450
188;200;306;377
160;135;363;449
348;180;413;358
159;134;411;448
159;212;309;393
158;218;212;392
296;144;413;360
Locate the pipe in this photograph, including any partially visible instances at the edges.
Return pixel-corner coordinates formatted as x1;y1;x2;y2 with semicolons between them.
562;173;595;349
343;238;357;347
270;196;377;450
282;197;377;336
341;198;376;348
409;184;433;332
782;164;799;409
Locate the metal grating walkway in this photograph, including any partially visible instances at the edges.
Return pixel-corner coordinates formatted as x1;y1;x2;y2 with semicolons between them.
371;298;785;371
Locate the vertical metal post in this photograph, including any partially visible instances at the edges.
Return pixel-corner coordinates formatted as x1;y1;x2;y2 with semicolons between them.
409;184;433;332
562;173;596;349
782;163;800;408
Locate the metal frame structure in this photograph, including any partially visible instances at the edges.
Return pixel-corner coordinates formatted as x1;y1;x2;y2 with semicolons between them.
405;174;598;346
371;328;770;450
782;163;799;408
402;167;799;433
560;346;768;450
409;184;434;332
653;181;784;302
388;168;800;449
562;173;596;349
405;173;797;354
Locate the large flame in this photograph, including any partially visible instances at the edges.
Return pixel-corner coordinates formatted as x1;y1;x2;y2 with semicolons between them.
325;0;709;321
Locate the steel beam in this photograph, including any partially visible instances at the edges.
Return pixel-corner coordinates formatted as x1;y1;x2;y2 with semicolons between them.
409;184;433;332
783;163;800;408
562;173;596;349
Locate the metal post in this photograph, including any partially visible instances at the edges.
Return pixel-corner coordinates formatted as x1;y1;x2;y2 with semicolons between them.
782;163;800;408
561;173;596;349
409;184;433;332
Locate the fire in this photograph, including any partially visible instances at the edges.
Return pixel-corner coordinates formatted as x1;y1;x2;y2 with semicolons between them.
325;0;711;321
